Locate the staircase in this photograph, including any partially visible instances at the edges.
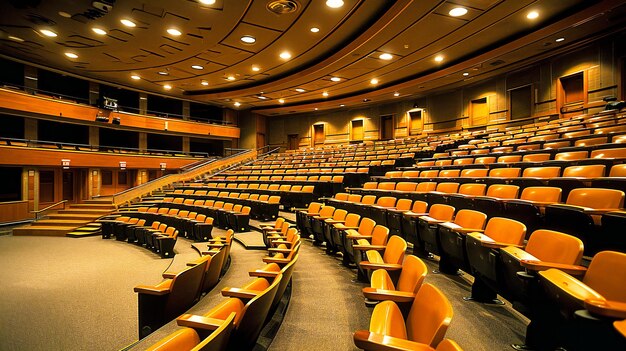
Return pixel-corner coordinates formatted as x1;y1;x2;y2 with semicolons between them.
12;199;116;237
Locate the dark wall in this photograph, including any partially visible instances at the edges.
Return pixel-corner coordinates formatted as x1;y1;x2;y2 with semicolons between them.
37;70;89;103
0;114;25;139
0;57;24;87
190;102;223;123
190;137;224;156
147;133;182;151
0;167;21;201
147;95;183;118
38;120;89;144
99;128;139;149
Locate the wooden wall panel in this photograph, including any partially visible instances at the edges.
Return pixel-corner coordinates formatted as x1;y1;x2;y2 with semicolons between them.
0;201;31;224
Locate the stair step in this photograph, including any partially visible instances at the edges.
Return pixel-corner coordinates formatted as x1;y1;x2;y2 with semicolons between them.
57;209;113;215
83;199;113;204
66;230;101;238
70;204;116;209
13;226;78;236
47;213;104;220
31;219;90;226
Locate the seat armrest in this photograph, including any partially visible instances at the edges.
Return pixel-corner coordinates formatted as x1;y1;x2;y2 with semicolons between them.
403;212;428;217
206;243;225;248
359;261;403;271
268;247;292;254
249;270;280;278
346;234;373;240
133;285;170;295
584;299;626;320
353;330;435;351
353;244;386;251
263;256;290;264
325;219;345;224
162;272;177;279
483;241;523;249
177;313;233;331
270;240;291;245
362;287;415;303
539;269;603;303
522;260;587;275
221;287;260;299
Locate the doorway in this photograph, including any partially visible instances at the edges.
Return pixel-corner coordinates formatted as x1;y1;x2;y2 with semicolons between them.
470;97;489;126
313;124;325;146
380;115;393;140
288;134;299;150
62;171;74;201
351;119;364;141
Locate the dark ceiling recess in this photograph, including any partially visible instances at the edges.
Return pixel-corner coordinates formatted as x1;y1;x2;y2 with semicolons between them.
266;0;299;14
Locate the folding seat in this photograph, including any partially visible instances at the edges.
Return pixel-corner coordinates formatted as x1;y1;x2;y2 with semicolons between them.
458;168;488;182
547;164;606;199
445;183;487;210
502;186;562;235
260;195;281;221
413;204;455;257
388;182;418;199
430;210;487;274
367;196;397;227
249;255;299;318
143;223;168;249
226;206;251;233
295;201;321;234
544;188;624;255
426;182;460;205
193;216;214;242
341;217;377;266
353;283;453;350
385;199;413;236
525;251;626;351
264;240;301;266
362;254;427;306
357;234;407;282
482;167;521;186
214;202;234;229
145;312;235;351
309;205;336;245
113;216;139;241
329;213;361;256
407;182;437;202
471;184;520;219
509;166;561;189
125;218;147;243
154;227;179;258
351;195;377;218
264;222;291;248
177;274;283;351
134;260;208;339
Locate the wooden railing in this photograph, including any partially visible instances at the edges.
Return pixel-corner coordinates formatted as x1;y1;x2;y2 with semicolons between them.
109;149;257;207
32;200;67;220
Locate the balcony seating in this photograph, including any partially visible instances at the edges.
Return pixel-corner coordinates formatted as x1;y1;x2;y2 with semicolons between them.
145;312;236;351
357;235;407;282
413;204;455;257
432;210;487;274
353;283;453;350
362;254;427;306
544;188;624;255
329;213;361;256
135;259;208;339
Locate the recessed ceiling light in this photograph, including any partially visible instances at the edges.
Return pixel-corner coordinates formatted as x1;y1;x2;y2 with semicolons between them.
58;11;72;18
198;0;216;4
326;0;344;8
64;52;78;59
201;81;209;86
227;76;236;81
158;71;169;76
330;77;341;82
370;78;379;85
379;53;393;60
163;84;172;90
8;35;24;42
393;92;400;97
555;37;565;42
167;28;182;36
131;75;141;80
434;55;444;62
191;65;204;70
463;72;469;76
240;35;256;44
323;92;329;97
340;104;345;107
279;51;292;60
310;27;320;33
526;11;539;19
252;66;260;72
258;96;268;100
40;29;58;37
449;7;468;17
315;108;318;111
295;88;306;93
92;27;107;35
234;102;241;107
120;19;136;27
279;99;285;104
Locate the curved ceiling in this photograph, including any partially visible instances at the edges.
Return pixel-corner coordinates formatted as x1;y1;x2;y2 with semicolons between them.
1;0;625;116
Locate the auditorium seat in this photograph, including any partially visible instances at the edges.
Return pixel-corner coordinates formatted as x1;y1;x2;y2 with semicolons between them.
591;164;626;193
263;240;301;266
309;205;336;244
344;222;387;267
193;216;214;242
502;186;562;235
353;283;453;350
295;202;322;234
145;312;236;351
322;208;348;253
445;183;487;210
265;223;292;247
249;254;298;315
385;198;413;236
547;164;606;199
357;235;407;282
362;254;427;305
178;274;283;350
464;217;527;303
433;210;487;274
154;227;179;258
509;166;561;189
544;188;624;254
329;213;362;256
599;211;626;252
412;204;455;257
367;196;397;227
135;259;209;339
260;217;285;247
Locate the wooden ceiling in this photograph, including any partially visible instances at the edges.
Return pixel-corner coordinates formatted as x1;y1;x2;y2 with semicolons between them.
1;0;625;116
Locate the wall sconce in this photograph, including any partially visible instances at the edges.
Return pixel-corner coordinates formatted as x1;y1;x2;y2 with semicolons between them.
61;159;70;170
160;163;167;170
119;161;126;170
164;121;169;131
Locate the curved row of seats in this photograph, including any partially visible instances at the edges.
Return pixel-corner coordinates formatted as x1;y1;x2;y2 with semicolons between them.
134;230;233;340
144;229;300;350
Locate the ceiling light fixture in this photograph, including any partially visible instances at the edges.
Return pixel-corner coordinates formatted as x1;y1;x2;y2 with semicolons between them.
8;35;24;42
315;108;318;111
310;27;320;33
393;92;400;97
526;11;539;19
252;66;260;72
340;104;345;107
227;76;236;81
163;84;172;90
379;53;393;60
92;27;107;35
330;77;341;82
295;88;306;93
279;99;285;104
258;96;268;100
323;92;329;97
240;35;256;44
167;28;182;36
191;65;204;70
555;37;565;42
449;7;468;17
40;29;58;37
201;81;209;86
370;78;379;85
158;71;169;75
64;52;78;59
434;55;444;62
326;0;344;8
131;75;141;80
58;11;72;18
279;51;292;60
198;0;216;4
234;102;241;107
120;19;136;27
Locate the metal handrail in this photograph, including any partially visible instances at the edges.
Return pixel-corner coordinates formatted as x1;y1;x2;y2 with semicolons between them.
31;200;67;220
